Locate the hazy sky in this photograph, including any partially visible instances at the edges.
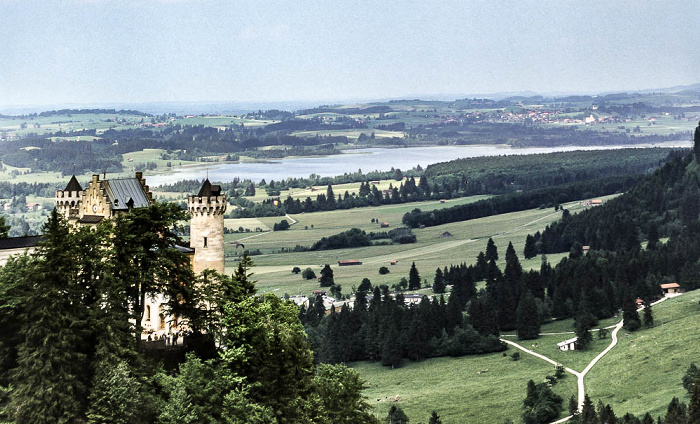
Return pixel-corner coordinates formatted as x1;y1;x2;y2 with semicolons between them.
1;0;698;108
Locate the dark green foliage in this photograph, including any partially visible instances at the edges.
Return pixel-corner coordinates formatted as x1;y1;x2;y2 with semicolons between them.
320;264;334;287
358;278;372;292
524;234;538;259
408;262;421;290
302;267;316;280
311;228;372;250
433;268;446;294
8;210;91;423
622;295;642;332
403;176;640;228
0;216;8;239
379;266;390;275
292;266;301;274
272;219;290;231
522;379;563;424
684;363;700;394
314;364;379;424
578;395;596;424
428;411;442;424
665;397;688;424
486;238;499;262
517;291;541;340
386;405;410;424
644;304;654;328
86;361;148;424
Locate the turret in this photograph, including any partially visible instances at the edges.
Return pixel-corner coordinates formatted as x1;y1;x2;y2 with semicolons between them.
188;179;227;274
55;175;83;219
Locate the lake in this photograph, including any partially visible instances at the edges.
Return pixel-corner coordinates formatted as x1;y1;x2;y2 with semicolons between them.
144;142;691;186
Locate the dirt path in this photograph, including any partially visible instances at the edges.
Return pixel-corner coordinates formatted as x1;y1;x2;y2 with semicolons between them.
501;293;679;423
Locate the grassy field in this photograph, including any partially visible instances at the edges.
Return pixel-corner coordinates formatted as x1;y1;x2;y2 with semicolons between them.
352;344;577;423
229;196;600;296
585;290;700;418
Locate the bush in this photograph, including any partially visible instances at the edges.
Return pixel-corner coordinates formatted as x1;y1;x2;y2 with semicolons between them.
379;266;390;275
301;268;316;280
291;266;301;274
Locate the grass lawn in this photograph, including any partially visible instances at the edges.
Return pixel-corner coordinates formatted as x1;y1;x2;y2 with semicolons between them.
352;348;577;423
585;290;700;419
229;196;592;296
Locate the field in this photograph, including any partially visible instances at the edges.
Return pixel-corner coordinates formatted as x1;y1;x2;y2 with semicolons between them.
586;290;700;418
352;348;577;423
227;195;602;296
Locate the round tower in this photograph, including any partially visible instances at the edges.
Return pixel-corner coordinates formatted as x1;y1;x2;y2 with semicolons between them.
55;175;83;220
188;179;227;275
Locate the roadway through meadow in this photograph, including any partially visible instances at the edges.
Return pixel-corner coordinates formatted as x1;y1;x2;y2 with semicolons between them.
501;294;677;423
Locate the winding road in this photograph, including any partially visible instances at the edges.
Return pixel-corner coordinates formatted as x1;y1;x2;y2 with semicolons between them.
501;294;678;423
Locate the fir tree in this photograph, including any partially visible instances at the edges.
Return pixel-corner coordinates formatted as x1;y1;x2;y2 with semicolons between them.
408;262;421;290
9;209;90;423
643;303;654;328
428;410;442;424
486;238;499;262
516;291;541;340
622;295;641;332
524;234;538;259
433;268;446;294
386;405;409;424
320;264;334;287
694;120;700;159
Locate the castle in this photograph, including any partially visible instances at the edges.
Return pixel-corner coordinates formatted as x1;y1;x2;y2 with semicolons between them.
54;172;227;336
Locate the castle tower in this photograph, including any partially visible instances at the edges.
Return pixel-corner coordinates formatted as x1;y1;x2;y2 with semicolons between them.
188;179;227;275
55;175;83;220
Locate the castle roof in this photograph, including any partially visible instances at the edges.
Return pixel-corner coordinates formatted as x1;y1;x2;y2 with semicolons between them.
0;235;42;251
197;179;221;197
64;175;82;192
104;178;151;211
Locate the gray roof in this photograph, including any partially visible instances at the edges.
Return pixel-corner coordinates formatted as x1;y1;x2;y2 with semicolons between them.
104;178;150;211
0;235;42;250
197;179;221;197
78;215;105;224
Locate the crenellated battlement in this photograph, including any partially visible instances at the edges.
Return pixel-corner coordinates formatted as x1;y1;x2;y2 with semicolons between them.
187;195;227;216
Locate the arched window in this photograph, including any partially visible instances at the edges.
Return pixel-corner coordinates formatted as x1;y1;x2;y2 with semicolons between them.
158;313;166;330
203;236;208;248
145;305;151;321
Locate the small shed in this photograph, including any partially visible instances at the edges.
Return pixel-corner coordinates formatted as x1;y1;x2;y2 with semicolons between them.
380;222;390;228
557;337;578;351
660;282;681;294
439;231;453;238
390;260;398;265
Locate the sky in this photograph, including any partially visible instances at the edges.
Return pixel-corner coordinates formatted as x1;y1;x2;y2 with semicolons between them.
0;0;698;110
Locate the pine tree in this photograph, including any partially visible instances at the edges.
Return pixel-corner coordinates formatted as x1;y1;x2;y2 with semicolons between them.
386;405;409;424
579;395;596;424
622;295;641;332
688;383;700;424
433;268;446;294
320;264;334;287
381;324;402;368
516;291;541;340
428;410;442;424
643;303;654;328
524;234;538;259
408;262;421;290
486;238;499;262
445;290;463;334
9;209;90;423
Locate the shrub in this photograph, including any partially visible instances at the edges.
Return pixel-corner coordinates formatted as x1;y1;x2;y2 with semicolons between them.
379;266;390;275
291;266;301;274
301;268;316;280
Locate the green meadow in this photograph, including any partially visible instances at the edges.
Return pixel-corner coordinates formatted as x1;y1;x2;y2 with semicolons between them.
586;290;700;418
352;348;577;423
229;196;596;296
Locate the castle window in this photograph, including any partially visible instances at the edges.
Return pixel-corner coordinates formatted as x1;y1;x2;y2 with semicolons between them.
145;305;151;321
203;237;208;248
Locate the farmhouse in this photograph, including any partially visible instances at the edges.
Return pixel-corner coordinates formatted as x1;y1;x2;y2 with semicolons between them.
660;282;681;294
439;231;453;238
557;337;579;351
380;222;390;228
